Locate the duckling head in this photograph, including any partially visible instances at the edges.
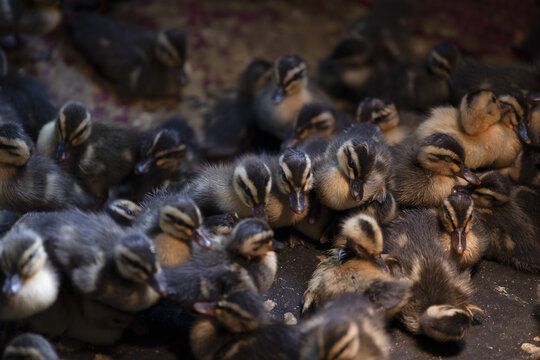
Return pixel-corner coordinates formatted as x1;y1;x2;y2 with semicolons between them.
114;234;167;296
417;133;480;184
282;103;336;148
135;128;187;175
155;29;189;85
458;90;509;136
439;193;474;255
105;199;141;226
337;213;388;272
336;139;376;202
327;36;371;65
498;93;531;144
158;195;212;249
272;55;307;105
193;289;265;333
0;229;47;298
233;157;272;221
455;171;510;208
54;101;92;162
277;149;313;215
0;122;33;167
356;97;399;132
226;218;281;260
427;42;460;79
3;333;59;360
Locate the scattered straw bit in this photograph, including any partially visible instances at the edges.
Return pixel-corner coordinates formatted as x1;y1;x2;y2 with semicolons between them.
534;336;540;342
264;299;277;311
522;343;540;359
284;312;297;325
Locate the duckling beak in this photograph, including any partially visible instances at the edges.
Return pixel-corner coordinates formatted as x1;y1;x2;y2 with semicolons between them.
451;229;466;255
372;186;387;204
289;189;306;215
270;238;285;251
456;166;481;185
134;159;152;175
192;229;213;249
147;272;168;297
373;255;389;273
514;121;531;144
252;204;268;222
2;273;22;298
272;87;286;105
193;301;217;316
55;140;71;162
349;179;364;202
499;103;511;114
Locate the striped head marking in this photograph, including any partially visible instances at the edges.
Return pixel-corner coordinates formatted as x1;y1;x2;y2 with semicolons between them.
427;42;460;79
158;195;203;241
0;122;32;166
155;29;187;68
272;55;307;102
356;97;398;132
277;149;313;211
233;158;272;211
440;193;474;254
226;218;275;259
470;171;510;208
57;101;92;146
294;103;336;140
136;128;187;174
339;213;383;257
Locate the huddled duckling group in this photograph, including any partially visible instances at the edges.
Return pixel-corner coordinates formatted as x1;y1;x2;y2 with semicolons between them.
0;0;539;359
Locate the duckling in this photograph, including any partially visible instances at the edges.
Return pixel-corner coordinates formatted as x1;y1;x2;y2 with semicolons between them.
365;42;459;112
458;171;540;273
315;123;391;210
255;55;331;140
104;198;141;226
186;154;272;221
384;208;475;342
200;59;273;160
356;97;424;146
37;101;140;206
191;289;299;360
413;90;521;169
127;118;193;202
300;293;390;360
0;228;59;320
0;48;58;141
303;213;411;316
3;333;59;360
16;209;167;312
66;12;188;98
0;0;61;39
165;218;280;308
0;122;95;214
281;103;350;149
133;190;212;266
265;149;313;228
390;132;480;208
437;192;488;269
449;60;540;103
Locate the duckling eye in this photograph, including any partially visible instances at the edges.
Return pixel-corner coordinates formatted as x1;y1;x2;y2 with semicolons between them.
491;96;496;103
281;171;288;183
125;209;134;216
443;155;452;162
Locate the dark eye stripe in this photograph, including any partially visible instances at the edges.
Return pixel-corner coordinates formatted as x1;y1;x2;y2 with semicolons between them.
71;122;90;142
122;256;150;276
283;69;305;87
238;179;255;204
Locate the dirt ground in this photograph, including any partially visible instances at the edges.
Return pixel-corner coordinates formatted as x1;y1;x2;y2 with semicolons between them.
4;0;539;359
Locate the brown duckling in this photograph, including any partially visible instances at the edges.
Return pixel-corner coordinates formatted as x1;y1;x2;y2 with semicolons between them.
0;228;59;321
390;132;480;208
133;190;212;266
303;213;411;316
37;101;140;206
356;97;424;146
0;122;94;214
281;103;350;150
165;218;281;309
438;192;488;269
315;123;391;210
265;149;313;228
457;171;540;273
186;154;272;221
413;90;523;169
384;208;476;342
191;289;299;360
255;55;331;140
300;293;390;360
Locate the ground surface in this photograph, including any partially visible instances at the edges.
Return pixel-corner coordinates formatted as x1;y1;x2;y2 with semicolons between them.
5;0;540;359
